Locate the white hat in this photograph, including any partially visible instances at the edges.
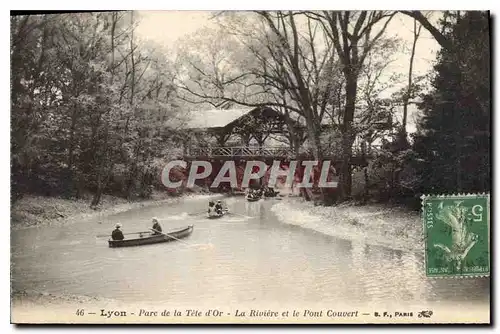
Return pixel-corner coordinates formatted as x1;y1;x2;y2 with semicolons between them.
115;223;122;229
152;217;159;223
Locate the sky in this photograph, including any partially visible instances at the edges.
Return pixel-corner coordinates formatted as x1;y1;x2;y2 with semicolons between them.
135;10;441;68
134;11;443;133
136;11;214;49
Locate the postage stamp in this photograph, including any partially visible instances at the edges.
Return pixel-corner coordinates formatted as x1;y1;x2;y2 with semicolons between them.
422;194;490;278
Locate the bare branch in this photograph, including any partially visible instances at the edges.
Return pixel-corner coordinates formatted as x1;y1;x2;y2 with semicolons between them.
399;10;452;50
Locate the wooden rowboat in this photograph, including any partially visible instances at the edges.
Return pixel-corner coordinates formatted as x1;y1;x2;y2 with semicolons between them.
246;195;261;202
207;209;229;219
263;190;280;198
108;225;194;248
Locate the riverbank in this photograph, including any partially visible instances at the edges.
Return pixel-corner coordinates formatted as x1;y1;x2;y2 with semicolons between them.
271;197;423;253
11;190;217;231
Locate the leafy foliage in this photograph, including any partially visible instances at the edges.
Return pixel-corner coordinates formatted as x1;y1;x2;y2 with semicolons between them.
11;12;183;205
412;11;490;195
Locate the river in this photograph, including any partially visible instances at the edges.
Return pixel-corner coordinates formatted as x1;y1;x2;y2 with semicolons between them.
11;195;490;316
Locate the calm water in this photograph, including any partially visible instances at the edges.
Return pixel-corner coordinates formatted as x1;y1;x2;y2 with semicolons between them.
11;196;490;308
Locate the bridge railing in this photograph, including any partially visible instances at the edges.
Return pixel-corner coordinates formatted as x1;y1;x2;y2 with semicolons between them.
186;144;383;159
187;146;294;158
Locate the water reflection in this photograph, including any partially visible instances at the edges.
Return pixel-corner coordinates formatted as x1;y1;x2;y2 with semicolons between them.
350;239;368;303
244;200;263;217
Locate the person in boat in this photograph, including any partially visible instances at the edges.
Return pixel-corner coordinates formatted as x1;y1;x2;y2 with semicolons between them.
111;223;124;241
265;187;277;197
208;200;215;214
214;200;224;215
152;217;162;235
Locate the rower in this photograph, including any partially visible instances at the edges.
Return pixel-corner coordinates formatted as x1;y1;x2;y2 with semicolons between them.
208;201;215;214
214;200;223;214
152;217;162;235
111;223;124;240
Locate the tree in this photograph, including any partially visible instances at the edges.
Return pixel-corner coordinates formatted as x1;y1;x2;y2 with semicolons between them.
177;11;342;162
11;11;184;204
401;17;423;141
308;10;396;200
412;11;490;195
11;14;65;200
175;26;246;110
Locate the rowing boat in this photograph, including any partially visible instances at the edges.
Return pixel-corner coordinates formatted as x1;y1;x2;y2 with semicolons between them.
207;209;229;219
263;190;280;198
108;225;194;248
246;195;261;202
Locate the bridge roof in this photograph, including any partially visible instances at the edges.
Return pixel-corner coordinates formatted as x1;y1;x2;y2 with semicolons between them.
184;108;254;130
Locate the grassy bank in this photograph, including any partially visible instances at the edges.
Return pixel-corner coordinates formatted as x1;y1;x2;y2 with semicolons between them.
271;197;423;252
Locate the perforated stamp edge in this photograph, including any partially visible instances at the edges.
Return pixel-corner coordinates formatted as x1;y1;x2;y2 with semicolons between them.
420;193;490;279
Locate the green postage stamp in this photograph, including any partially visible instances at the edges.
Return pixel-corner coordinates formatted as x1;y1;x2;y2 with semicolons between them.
422;194;490;277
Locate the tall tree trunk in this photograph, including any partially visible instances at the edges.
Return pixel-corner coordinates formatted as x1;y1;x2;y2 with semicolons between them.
361;141;369;202
129;11;135;107
66;102;79;196
281;103;300;158
401;18;422;140
127;135;143;200
91;123;110;207
304;115;325;203
90;12;118;207
339;74;357;200
304;113;322;161
126;10;137;200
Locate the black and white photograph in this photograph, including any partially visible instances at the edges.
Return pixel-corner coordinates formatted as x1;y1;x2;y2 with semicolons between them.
10;8;491;324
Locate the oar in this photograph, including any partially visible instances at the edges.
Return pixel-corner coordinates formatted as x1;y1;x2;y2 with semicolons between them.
150;228;191;246
226;212;248;218
189;210;207;216
150;228;214;250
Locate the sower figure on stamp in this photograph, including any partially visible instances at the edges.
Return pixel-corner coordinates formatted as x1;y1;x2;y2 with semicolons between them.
434;201;478;271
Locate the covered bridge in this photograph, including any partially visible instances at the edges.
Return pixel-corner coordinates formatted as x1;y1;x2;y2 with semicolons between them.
181;106;307;159
177;105;386;164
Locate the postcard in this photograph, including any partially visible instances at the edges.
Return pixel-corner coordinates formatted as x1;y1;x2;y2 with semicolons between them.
10;9;490;324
